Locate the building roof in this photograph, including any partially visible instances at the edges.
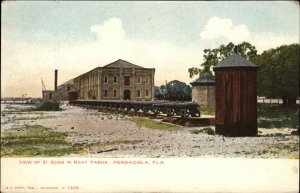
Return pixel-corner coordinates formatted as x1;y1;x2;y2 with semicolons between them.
57;79;73;89
103;59;143;68
190;72;215;86
213;53;257;69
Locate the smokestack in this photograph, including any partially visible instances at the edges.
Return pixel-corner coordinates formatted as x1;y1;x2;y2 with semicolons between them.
54;69;58;91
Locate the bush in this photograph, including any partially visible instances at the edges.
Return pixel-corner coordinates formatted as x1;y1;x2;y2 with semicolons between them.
257;104;299;129
35;102;61;111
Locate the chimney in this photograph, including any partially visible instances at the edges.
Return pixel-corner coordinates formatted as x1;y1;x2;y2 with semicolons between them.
54;69;58;91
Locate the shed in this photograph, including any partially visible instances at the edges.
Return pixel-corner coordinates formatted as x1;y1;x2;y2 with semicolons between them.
191;72;215;111
213;53;258;136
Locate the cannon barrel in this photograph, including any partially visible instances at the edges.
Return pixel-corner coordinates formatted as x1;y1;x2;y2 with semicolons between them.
69;100;200;117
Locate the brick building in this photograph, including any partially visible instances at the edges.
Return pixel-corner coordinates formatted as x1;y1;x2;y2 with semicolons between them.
190;72;215;111
73;59;155;101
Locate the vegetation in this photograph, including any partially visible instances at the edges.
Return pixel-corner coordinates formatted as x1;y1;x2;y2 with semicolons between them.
130;117;181;131
200;107;215;116
189;42;299;106
14;116;57;120
1;125;142;157
155;80;191;101
1;125;83;157
190;127;215;135
35;101;61;111
188;41;257;78
257;103;299;129
253;44;300;105
88;89;97;99
1;105;35;113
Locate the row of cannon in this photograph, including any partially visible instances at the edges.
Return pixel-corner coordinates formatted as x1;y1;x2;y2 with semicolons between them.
70;100;200;118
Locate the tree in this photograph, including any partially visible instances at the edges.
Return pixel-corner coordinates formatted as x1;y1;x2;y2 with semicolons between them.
87;89;96;99
155;80;191;101
166;80;191;101
189;42;257;78
253;44;299;105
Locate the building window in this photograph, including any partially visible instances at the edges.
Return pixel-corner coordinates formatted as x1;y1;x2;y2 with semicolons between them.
137;90;141;98
124;76;130;86
104;76;108;83
113;90;117;98
146;90;149;97
104;90;108;98
137;76;141;84
146;76;149;84
49;93;53;99
113;76;117;84
67;86;70;91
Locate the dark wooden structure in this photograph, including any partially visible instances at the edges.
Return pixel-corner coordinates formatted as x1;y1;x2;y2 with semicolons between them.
213;53;258;137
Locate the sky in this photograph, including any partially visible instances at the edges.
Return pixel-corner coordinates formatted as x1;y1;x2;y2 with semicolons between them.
1;1;299;98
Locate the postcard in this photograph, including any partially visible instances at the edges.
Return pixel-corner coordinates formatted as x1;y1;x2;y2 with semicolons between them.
1;1;299;193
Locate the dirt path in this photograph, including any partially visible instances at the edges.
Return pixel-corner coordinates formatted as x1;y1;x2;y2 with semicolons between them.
1;103;299;158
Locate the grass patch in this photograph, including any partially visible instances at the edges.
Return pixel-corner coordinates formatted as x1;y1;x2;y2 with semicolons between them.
2;102;62;113
2;106;35;113
14;116;53;121
200;107;215;116
257;104;299;129
1;125;84;157
190;127;215;135
130;117;181;131
1;125;144;157
35;102;62;111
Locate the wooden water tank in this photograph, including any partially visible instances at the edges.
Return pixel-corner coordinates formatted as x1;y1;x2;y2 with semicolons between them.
213;53;258;137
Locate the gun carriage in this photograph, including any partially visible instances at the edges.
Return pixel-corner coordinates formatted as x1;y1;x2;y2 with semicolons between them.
70;100;200;118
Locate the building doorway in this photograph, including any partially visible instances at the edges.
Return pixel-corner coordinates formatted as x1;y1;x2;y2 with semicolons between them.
124;90;131;100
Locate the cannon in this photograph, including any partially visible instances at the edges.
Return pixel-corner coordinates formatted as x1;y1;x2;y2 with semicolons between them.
70;100;200;118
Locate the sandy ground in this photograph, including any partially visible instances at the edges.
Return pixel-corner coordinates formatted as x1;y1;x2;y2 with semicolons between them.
1;103;299;158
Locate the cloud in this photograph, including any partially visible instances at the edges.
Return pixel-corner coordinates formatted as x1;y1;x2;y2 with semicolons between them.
3;16;298;97
90;17;125;43
250;32;299;53
2;17;203;97
199;16;251;43
199;16;298;53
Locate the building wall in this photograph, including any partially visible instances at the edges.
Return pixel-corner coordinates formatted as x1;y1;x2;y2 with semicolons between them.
74;67;155;101
42;84;78;102
192;85;215;111
42;90;55;101
207;86;215;111
54;84;78;101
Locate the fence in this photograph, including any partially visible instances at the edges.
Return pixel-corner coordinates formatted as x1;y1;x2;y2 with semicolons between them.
257;98;300;104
